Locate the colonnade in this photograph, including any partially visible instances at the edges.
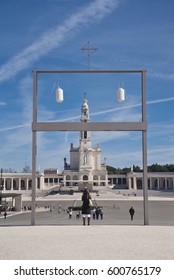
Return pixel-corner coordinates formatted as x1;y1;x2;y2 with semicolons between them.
108;173;174;190
0;173;43;191
128;174;174;190
1;172;174;191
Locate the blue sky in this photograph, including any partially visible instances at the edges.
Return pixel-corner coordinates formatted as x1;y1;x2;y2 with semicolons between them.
0;0;174;172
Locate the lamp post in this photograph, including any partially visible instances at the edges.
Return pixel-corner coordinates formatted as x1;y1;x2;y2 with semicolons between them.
31;69;149;225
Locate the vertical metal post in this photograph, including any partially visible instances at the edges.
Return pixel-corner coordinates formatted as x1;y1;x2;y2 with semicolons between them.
142;70;149;225
31;71;37;225
0;168;3;205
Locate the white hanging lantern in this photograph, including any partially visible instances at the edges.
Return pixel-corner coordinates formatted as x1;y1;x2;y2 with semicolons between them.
117;87;125;102
56;86;64;103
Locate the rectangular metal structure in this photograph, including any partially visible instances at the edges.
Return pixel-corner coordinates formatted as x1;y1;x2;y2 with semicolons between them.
32;122;147;132
31;69;149;226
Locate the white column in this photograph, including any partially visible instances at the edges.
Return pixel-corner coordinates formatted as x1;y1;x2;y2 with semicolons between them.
26;178;29;190
165;177;167;190
18;178;21;190
149;177;152;190
3;178;6;190
133;176;137;190
128;177;132;190
157;178;160;190
11;178;13;190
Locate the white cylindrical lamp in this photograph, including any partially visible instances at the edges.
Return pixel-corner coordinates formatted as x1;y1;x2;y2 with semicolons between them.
56;86;64;103
117;87;125;102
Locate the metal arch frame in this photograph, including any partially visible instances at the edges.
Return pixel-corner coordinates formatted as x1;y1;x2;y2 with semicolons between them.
31;69;149;225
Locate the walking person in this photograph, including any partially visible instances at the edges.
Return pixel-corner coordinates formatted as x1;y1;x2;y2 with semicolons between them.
99;207;103;220
81;187;92;226
58;205;61;213
92;208;96;220
69;209;72;219
96;207;100;220
129;206;135;221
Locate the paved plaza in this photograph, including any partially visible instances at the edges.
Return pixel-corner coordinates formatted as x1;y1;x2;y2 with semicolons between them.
1;189;174;226
0;189;174;259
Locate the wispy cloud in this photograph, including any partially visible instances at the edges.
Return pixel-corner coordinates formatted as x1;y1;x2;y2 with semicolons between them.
147;146;174;165
0;0;122;82
0;124;29;132
151;72;174;81
147;97;174;105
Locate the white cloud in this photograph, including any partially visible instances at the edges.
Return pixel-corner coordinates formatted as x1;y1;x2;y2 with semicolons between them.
151;72;174;81
148;121;174;138
0;0;122;82
147;146;174;165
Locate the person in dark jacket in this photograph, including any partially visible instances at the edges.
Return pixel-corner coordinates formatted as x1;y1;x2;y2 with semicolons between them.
129;206;135;221
82;187;91;226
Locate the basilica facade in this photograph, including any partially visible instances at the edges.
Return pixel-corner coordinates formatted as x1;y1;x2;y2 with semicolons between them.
63;97;108;190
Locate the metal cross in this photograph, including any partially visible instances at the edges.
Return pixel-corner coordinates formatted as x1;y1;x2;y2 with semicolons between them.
81;41;98;70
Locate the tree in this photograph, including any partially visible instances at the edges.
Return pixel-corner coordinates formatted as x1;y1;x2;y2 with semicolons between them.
107;163;174;174
133;165;141;172
148;163;174;172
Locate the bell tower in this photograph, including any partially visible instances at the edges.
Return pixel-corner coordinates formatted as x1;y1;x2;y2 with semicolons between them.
80;96;91;149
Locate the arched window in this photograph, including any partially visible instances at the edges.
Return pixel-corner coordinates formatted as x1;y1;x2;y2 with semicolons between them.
154;179;158;189
83;175;88;181
21;180;26;190
73;175;78;186
13;180;18;190
29;180;32;190
148;179;150;189
137;179;142;189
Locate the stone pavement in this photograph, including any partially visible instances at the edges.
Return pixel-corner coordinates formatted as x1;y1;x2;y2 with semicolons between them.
1;189;174;260
0;225;174;260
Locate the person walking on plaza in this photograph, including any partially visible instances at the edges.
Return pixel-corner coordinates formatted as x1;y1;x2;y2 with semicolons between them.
82;187;92;226
96;207;100;220
129;206;135;221
99;207;103;220
91;208;96;219
69;209;72;219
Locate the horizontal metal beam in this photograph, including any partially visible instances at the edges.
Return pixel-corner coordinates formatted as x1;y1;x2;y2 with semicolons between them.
32;122;147;132
33;69;145;74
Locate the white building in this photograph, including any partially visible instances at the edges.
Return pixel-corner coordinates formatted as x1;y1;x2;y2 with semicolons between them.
1;170;174;192
63;97;108;190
